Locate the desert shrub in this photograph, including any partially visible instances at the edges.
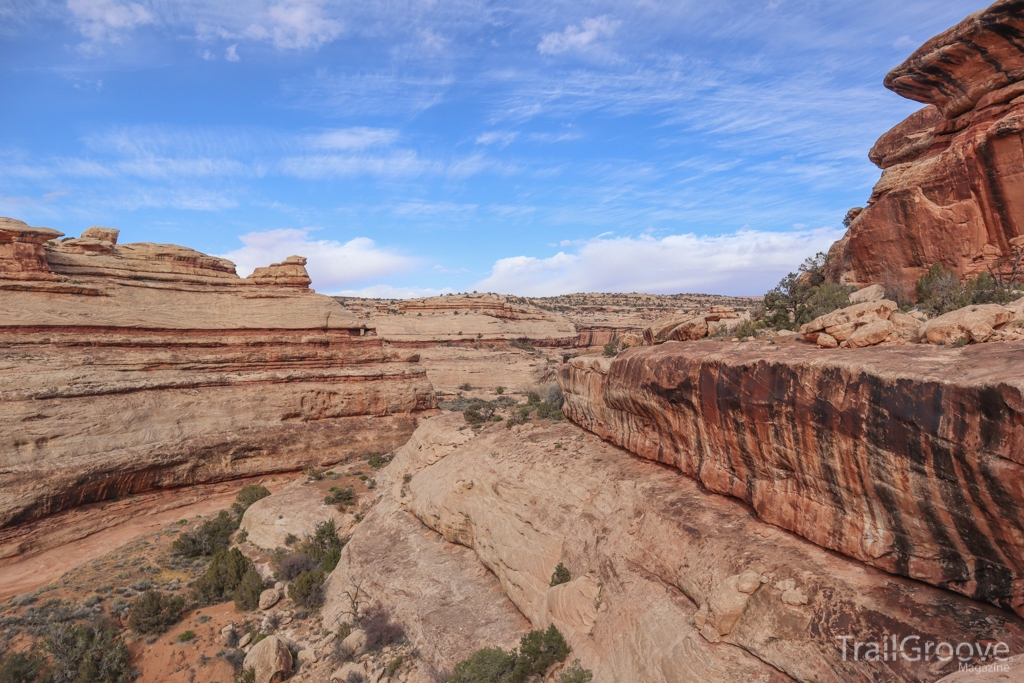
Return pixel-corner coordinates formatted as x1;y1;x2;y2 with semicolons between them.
731;319;766;339
232;485;271;517
459;383;473;391
304;467;325;482
0;651;47;683
510;339;535;352
387;656;404;675
337;622;353;640
367;452;393;469
345;672;365;683
275;552;318;581
234;667;256;683
233;568;265;611
449;626;571;683
914;264;1019;314
191;548;255;606
463;400;497;426
127;590;185;634
177;631;196;643
325;486;356;509
360;604;405;651
288;570;326;609
284;533;299;546
172;511;239;557
506;407;530;429
513;625;570;682
305;519;344;573
495;386;504;395
535;401;562;421
526;391;541;405
557;661;593;683
762;252;853;329
549;563;571;587
45;621;131;683
450;647;515;683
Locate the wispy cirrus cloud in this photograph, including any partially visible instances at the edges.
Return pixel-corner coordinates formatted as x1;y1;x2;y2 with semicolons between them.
538;15;620;56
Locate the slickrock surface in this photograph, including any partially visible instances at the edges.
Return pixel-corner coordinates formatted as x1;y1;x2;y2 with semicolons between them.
392;415;1024;682
558;342;1024;617
826;0;1024;291
322;414;530;675
0;219;436;532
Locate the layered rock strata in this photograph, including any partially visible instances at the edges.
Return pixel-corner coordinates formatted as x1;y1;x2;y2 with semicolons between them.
558;343;1024;617
0;219;436;530
379;415;1024;682
826;0;1024;292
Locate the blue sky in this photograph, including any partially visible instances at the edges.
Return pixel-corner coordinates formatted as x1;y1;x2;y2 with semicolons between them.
0;0;989;297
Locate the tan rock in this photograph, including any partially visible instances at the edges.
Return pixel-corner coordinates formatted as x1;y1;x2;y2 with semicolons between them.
848;284;886;303
800;300;897;338
238;632;252;648
920;304;1014;345
341;629;368;657
242;634;292;683
643;314;708;345
847;319;894;348
824;321;857;342
259;589;280;611
241;479;351;551
816;333;838;349
331;663;366;682
889;312;922;341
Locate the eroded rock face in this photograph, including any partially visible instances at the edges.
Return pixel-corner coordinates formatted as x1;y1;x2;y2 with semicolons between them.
0;220;436;530
558;343;1024;617
826;0;1024;292
397;416;1024;682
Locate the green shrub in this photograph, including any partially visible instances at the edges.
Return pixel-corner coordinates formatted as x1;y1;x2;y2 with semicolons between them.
557;660;593;683
535;401;562;421
275;552;317;580
304;467;325;482
602;341;619;357
234;668;256;683
450;647;515;683
233;568;265;611
762;252;853;330
459;383;473;391
172;510;239;557
512;625;570;682
367;452;394;469
127;590;185;634
387;656;404;675
177;631;196;643
45;621;131;683
915;264;1019;314
288;570;326;608
232;485;271;516
0;651;47;683
549;563;571;587
325;486;356;509
337;622;353;641
495;386;504;395
450;626;571;683
305;519;344;573
191;548;255;606
510;339;535;352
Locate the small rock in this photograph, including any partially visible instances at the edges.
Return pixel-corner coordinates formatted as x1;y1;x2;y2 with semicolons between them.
331;662;366;682
275;582;284;592
238;632;252;648
342;628;368;657
297;648;318;665
816;333;838;349
260;589;281;611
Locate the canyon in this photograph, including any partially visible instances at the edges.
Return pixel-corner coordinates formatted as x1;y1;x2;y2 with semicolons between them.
6;3;1024;683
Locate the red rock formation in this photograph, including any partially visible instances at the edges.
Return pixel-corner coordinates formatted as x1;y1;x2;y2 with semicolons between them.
0;217;62;281
558;343;1024;617
827;0;1024;293
0;219;436;531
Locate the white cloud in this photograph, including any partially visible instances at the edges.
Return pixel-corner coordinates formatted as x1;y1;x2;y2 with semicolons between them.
67;0;153;42
476;131;518;147
219;228;415;291
538;16;620;56
332;284;453;299
311;127;399;150
473;228;846;297
244;0;342;50
225;44;239;61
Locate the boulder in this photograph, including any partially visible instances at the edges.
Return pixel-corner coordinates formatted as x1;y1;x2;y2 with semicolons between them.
848;284;885;304
242;634;292;683
643;315;708;345
240;478;351;550
919;304;1015;345
340;628;368;657
889;312;922;340
800;300;897;339
815;333;838;349
847;320;894;348
331;662;367;682
259;589;280;610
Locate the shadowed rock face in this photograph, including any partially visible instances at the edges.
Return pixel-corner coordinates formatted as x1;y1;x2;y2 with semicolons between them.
827;0;1024;292
557;343;1024;617
0;219;436;531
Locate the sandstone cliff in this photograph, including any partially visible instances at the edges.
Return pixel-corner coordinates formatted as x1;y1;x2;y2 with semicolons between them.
558;343;1024;619
327;413;1024;682
0;218;436;532
826;0;1024;292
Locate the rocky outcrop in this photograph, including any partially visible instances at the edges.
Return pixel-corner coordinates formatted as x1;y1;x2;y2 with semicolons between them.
643;307;745;344
558;342;1024;617
0;218;436;530
240;479;353;550
826;0;1024;293
390;415;1024;682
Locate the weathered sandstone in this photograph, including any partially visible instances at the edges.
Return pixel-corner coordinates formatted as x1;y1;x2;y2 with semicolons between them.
240;479;353;550
826;0;1024;292
0;219;436;530
392;415;1024;682
558;343;1024;617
